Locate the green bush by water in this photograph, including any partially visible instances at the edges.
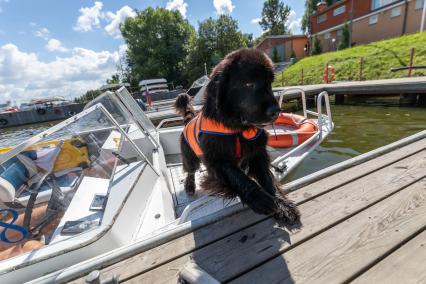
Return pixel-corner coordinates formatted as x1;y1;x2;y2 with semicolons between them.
274;32;426;87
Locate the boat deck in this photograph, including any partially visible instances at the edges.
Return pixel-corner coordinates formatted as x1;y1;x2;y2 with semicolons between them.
69;131;426;284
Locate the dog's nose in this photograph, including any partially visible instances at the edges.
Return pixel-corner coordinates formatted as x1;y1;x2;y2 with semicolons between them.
266;105;280;121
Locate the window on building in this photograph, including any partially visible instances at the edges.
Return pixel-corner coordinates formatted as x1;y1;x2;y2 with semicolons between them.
416;0;425;10
371;0;398;10
333;5;346;16
324;32;331;39
369;14;379;25
390;7;401;17
318;14;327;23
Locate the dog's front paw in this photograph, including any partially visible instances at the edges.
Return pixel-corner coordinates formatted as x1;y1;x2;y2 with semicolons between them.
274;194;300;225
242;187;277;216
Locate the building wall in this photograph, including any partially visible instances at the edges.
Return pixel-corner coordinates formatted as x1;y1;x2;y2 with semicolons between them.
352;2;406;45
405;0;425;33
256;37;308;62
311;0;372;34
316;30;342;53
311;0;424;53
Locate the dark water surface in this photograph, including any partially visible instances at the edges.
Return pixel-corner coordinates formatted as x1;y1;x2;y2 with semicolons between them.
286;105;426;181
0;105;425;181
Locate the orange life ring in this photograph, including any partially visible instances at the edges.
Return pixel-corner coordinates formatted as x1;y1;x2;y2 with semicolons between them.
267;113;318;148
322;65;335;83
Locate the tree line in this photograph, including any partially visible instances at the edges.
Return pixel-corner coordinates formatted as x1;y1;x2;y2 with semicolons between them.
75;0;306;103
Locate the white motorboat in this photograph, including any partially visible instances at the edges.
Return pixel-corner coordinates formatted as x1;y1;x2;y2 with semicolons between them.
0;87;332;283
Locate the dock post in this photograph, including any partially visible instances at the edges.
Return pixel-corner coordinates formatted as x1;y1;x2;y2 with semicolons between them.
399;93;417;106
306;95;315;108
301;68;304;85
417;94;426;107
335;94;345;105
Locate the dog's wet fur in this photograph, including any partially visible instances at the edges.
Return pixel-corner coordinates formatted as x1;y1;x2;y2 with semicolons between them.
174;48;300;224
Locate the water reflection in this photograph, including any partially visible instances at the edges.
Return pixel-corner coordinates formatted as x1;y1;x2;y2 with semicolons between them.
1;105;425;181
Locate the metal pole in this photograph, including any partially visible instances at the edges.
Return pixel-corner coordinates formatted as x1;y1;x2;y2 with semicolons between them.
281;71;284;86
204;63;207;76
421;0;426;32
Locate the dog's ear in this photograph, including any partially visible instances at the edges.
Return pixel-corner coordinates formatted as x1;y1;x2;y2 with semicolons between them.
208;62;231;110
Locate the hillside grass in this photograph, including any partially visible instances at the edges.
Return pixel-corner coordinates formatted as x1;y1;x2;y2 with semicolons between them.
274;32;426;87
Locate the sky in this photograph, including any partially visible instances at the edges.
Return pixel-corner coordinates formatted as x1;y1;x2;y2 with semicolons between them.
0;0;304;104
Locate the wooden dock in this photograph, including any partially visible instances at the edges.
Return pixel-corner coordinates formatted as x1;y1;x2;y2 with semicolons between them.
147;77;426;124
58;130;426;284
274;76;426;97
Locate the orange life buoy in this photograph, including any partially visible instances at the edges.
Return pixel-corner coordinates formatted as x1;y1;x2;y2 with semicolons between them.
322;65;335;83
267;113;318;148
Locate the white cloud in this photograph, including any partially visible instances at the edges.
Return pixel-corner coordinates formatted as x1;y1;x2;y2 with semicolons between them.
46;39;69;53
104;6;136;38
33;27;50;40
251;18;261;24
0;43;121;102
166;0;188;18
213;0;234;14
74;1;104;32
0;0;9;13
286;10;302;34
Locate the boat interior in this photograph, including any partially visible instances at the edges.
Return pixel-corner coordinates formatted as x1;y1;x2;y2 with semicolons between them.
0;86;332;281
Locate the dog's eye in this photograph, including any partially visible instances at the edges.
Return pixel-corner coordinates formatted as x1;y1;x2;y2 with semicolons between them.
245;83;254;88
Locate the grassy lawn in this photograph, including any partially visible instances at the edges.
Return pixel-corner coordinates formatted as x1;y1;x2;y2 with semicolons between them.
273;32;426;87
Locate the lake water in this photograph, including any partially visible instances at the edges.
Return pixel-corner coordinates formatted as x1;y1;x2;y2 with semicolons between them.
0;105;425;181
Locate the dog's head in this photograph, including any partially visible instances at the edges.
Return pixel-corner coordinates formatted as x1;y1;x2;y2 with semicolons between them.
203;48;280;129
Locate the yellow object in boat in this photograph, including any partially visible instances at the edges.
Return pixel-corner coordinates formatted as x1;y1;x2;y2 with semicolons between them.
0;138;90;173
0;148;11;154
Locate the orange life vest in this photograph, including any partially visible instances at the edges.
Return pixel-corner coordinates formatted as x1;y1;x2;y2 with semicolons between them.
183;112;263;159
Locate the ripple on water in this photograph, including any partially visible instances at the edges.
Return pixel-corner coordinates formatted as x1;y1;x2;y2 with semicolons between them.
0;105;425;182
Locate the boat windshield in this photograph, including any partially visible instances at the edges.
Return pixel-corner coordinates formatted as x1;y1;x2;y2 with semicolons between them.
0;101;147;262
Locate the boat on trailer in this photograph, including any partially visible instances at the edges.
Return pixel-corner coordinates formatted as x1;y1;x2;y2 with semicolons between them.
0;87;333;283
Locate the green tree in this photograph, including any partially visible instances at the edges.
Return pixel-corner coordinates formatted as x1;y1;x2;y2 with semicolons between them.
301;0;334;34
74;89;103;103
312;36;322;55
245;33;255;48
121;7;196;87
271;47;280;62
106;74;120;85
187;15;248;81
259;0;291;36
338;22;350;50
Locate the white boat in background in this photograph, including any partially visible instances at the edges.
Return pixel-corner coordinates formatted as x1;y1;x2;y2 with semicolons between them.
0;87;332;283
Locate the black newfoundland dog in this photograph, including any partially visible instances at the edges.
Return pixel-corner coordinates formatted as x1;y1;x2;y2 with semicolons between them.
175;48;300;223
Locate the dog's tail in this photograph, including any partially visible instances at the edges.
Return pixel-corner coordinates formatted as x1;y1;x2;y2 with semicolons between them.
174;93;195;125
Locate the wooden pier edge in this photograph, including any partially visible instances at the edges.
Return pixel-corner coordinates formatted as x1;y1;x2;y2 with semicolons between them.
28;130;426;284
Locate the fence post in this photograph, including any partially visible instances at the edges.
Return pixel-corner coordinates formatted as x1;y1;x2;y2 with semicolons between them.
301;68;304;85
326;62;329;83
359;57;363;81
281;71;284;86
408;48;415;77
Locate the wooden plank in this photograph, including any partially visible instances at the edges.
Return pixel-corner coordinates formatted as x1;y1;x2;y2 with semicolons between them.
71;207;264;284
232;178;426;284
128;151;426;283
352;229;426;284
72;138;425;283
